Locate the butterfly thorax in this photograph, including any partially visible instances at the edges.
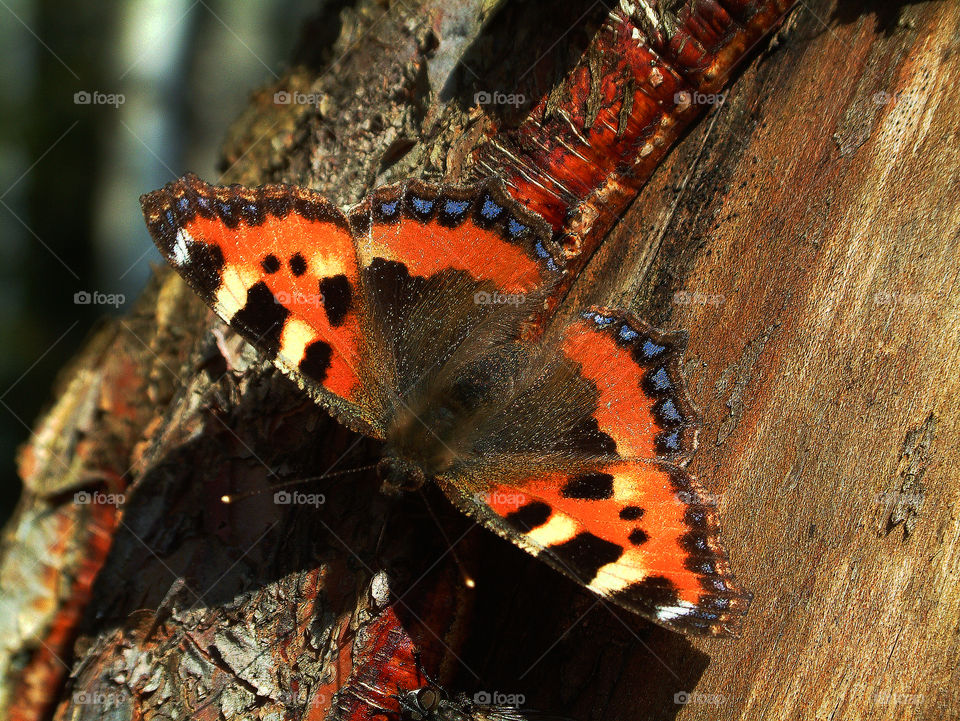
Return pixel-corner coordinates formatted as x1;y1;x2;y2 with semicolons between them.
379;405;463;495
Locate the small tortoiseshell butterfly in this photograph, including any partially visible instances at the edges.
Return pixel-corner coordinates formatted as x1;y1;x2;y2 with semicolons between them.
140;173;750;636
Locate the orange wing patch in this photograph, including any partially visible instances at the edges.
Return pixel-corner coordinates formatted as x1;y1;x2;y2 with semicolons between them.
349;179;563;295
561;309;698;462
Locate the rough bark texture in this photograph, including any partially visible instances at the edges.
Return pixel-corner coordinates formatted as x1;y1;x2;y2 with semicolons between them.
2;0;957;720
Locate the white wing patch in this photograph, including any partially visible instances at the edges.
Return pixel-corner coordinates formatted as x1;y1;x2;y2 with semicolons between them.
172;228;194;267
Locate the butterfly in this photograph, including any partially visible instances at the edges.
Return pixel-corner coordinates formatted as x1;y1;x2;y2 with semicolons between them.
140;173;750;636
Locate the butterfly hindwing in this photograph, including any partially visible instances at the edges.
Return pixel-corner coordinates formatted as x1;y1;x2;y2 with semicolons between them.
435;309;748;635
140;174;381;435
438;459;749;636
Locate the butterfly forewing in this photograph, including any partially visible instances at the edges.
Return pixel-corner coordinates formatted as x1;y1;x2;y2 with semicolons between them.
140;174;386;435
345;179;565;465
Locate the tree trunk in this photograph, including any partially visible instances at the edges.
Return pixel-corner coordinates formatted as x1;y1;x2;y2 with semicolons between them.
2;1;956;720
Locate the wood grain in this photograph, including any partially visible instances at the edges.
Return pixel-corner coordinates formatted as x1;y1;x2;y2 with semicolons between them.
561;1;960;718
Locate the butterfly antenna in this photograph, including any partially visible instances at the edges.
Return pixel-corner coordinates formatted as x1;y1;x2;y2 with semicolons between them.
417;489;476;590
220;463;377;504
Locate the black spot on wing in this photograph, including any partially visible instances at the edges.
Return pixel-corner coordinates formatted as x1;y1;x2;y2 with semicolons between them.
619;506;645;521
562;472;614;500
349;209;372;237
299;339;333;382
318;274;352;327
261;254;280;273
289;252;308;277
616;574;679;609
550;532;623;582
504;501;552;533
629;528;649;545
230;281;289;359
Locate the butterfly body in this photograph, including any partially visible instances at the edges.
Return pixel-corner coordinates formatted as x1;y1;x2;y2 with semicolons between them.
141;173;750;636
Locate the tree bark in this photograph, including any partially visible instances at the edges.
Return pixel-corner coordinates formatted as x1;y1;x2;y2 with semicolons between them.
2;1;957;720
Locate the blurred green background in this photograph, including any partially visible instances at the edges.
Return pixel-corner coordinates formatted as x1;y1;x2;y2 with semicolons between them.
0;0;324;523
